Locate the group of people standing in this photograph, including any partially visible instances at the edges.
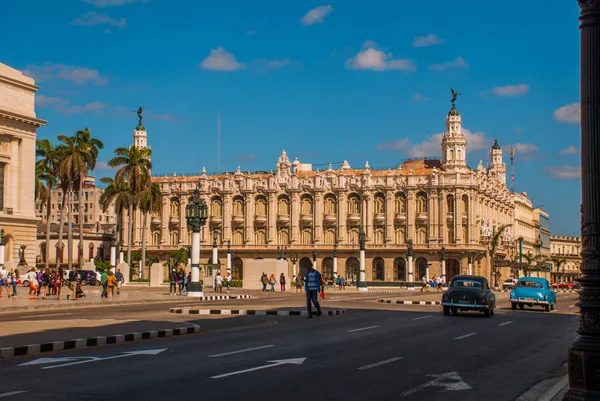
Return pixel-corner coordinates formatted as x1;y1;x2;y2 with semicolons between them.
259;273;285;292
213;271;233;293
421;274;446;292
169;268;191;296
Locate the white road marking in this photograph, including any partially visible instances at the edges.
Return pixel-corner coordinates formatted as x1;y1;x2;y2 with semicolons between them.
210;357;305;379
498;321;513;327
454;332;477;340
0;391;27;398
347;326;379;333
357;357;402;370
20;312;72;319
569;305;576;308
209;345;274;358
400;372;471;396
40;349;167;370
413;315;433;320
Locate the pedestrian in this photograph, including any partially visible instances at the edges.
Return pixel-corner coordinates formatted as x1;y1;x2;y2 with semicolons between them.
225;271;232;293
115;269;124;295
304;263;322;318
280;273;286;292
295;274;303;294
260;273;268;291
67;267;78;300
420;274;429;292
269;274;276;292
341;276;346;290
9;269;18;297
0;264;8;298
100;270;108;298
169;268;177;296
106;271;117;298
40;268;50;300
177;268;185;295
186;272;191;291
435;275;442;291
27;267;39;299
215;272;223;294
55;267;63;300
336;275;341;290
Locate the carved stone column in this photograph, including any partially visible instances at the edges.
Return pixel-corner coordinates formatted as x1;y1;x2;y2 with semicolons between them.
365;193;373;243
455;190;463;244
428;191;436;243
244;195;254;244
291;192;300;244
385;192;394;243
160;194;169;245
223;194;232;242
565;2;600;399
314;193;323;244
440;191;447;244
179;195;187;245
406;190;415;241
338;193;347;244
267;193;277;244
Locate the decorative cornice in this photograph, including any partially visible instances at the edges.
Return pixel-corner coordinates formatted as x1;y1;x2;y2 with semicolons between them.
0;109;46;127
579;0;600;11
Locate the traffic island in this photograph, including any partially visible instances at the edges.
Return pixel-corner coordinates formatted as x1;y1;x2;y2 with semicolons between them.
169;308;346;316
189;294;252;301
0;324;200;359
377;299;441;305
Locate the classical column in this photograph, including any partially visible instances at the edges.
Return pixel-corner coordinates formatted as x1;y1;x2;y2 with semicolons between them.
440;191;447;243
291;193;300;244
358;231;367;291
226;241;232;272
333;243;338;275
314;193;323;244
212;234;219;272
223;194;232;242
110;237;117;273
385;192;394;243
468;252;473;275
160;195;169;245
337;193;347;243
365;194;373;243
312;249;317;270
565;2;600;399
0;229;5;267
179;196;187;245
441;246;446;280
407;191;416;241
456;190;463;244
407;239;414;287
428;192;436;243
267;193;277;244
244;196;254;244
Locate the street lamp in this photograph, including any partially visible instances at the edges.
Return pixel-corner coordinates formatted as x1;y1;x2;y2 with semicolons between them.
110;233;117;273
358;230;367;291
290;254;298;278
441;246;446;279
312;248;317;270
407;239;414;284
212;229;219;275
333;242;338;277
226;240;232;272
0;228;5;268
185;187;209;296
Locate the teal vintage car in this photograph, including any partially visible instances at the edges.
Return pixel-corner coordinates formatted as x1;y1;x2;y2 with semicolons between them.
510;277;556;312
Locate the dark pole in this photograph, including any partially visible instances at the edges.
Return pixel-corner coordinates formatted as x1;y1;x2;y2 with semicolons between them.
565;2;600;399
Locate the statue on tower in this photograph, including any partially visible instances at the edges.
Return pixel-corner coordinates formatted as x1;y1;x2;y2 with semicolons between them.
136;106;144;123
450;88;461;107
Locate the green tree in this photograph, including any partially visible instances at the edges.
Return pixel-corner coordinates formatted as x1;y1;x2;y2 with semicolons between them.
136;182;162;279
489;224;511;287
74;128;104;265
523;251;537;277
168;248;190;268
99;176;130;248
550;257;567;281
108;145;152;266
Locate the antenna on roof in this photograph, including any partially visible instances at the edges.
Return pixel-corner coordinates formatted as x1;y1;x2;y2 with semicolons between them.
509;145;515;194
217;109;221;174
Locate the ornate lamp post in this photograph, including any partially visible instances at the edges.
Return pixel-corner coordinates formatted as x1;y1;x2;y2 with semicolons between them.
407;239;414;284
0;228;5;268
441;246;446;279
312;248;317;270
212;229;219;274
358;230;367;291
109;233;117;273
226;240;232;272
468;252;473;276
185;187;208;297
333;242;338;277
119;245;124;265
290;254;298;278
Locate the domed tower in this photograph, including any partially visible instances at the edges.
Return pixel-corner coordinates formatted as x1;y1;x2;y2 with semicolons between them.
133;106;149;152
488;139;506;186
441;90;467;172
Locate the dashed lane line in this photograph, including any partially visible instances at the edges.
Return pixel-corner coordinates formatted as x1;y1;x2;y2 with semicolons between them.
357;357;402;370
413;315;434;320
0;391;27;398
347;326;379;333
208;345;275;358
498;321;513;326
454;332;477;340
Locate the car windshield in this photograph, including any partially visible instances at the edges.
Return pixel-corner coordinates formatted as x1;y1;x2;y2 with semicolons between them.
452;279;483;288
518;280;543;288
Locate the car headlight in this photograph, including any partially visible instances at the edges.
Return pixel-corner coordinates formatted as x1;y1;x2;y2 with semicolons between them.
510;291;515;298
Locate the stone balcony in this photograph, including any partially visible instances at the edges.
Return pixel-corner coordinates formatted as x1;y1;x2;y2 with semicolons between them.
446;213;454;222
417;212;427;223
254;214;267;227
394;213;406;223
277;214;290;225
300;214;313;224
323;213;337;225
151;216;161;226
210;215;223;225
169;216;180;226
347;213;360;224
373;213;385;224
232;215;244;225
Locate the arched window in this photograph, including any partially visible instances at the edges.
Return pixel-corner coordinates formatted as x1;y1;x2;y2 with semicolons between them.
88;243;94;261
277;229;289;245
299;257;312;277
416;228;427;244
462;194;469;219
170;197;180;216
394;192;406;214
324;194;337;215
277;195;290;215
347;193;361;214
346;257;359;282
416;257;428;279
232;230;244;245
323;229;335;245
39;242;46;263
447;194;454;214
450;149;455;160
374;228;384;244
210;197;222;217
394;228;405;244
300;229;312;245
416;192;428;213
254;229;266;245
322;257;334;278
448;228;455;243
232;257;243;279
152;231;160;246
255;196;267;216
395;258;406;281
372;258;385;281
374;193;385;214
232;196;244;216
300;194;313;215
347;228;359;246
462;227;468;244
170;231;179;246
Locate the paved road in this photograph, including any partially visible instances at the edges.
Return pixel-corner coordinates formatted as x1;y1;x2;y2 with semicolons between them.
0;294;579;401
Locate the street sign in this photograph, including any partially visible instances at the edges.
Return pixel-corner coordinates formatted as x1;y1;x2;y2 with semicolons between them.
18;349;167;370
400;372;471;397
210;357;306;379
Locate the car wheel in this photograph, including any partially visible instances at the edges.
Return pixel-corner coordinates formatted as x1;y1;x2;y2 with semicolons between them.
551;303;555;311
22;280;29;287
511;302;517;310
545;304;551;312
490;306;495;316
443;306;450;316
483;308;490;317
519;304;525;310
451;307;458;315
81;280;89;286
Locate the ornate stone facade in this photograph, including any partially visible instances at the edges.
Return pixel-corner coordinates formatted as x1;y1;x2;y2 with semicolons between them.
551;236;582;281
128;104;541;284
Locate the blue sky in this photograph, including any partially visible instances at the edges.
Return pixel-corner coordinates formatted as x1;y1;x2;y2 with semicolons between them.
1;0;582;235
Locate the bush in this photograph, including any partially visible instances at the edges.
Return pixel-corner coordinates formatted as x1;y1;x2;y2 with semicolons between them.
132;278;150;282
94;259;111;273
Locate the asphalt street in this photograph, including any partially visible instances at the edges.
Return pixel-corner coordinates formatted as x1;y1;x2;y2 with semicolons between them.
0;294;579;401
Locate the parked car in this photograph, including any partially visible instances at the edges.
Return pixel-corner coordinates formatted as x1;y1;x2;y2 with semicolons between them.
78;270;99;286
441;275;496;317
510;277;556;312
503;278;518;290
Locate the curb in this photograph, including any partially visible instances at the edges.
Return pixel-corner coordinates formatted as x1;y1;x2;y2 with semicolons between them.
495;289;580;293
169;308;346;316
0;324;200;359
377;299;441;305
192;295;252;301
367;289;447;293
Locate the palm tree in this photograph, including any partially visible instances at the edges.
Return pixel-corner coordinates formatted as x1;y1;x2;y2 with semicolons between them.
523;251;537;277
108;146;152;266
56;134;89;269
99;177;130;251
74;128;104;265
488;224;511;288
34;163;51;266
136;182;162;279
36;138;60;269
551;257;567;282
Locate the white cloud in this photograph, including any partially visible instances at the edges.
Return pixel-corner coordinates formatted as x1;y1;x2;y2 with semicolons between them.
300;5;333;26
36;95;65;108
515;142;539;154
554;103;580;124
254;58;290;70
71;12;127;28
375;139;410;152
82;0;150;7
413;34;445;48
411;93;429;102
558;145;579;156
345;43;416;72
401;128;491;158
245;30;257;36
200;47;246;71
238;154;257;161
490;84;529;97
429;56;469;71
543;165;581;179
24;63;108;85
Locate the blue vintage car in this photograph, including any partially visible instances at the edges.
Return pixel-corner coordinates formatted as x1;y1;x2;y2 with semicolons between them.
510;277;556;312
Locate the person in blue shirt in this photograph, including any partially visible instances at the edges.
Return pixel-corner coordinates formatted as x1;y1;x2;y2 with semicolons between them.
304;264;322;318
